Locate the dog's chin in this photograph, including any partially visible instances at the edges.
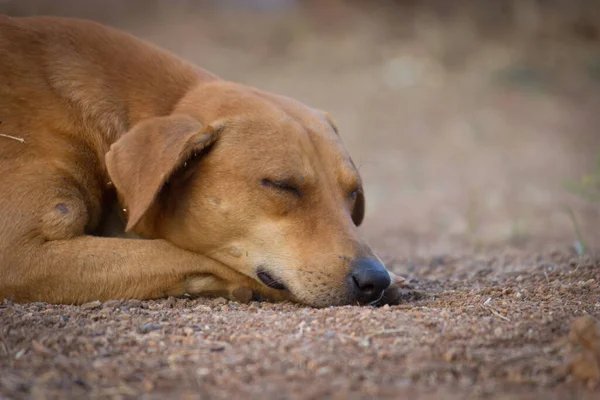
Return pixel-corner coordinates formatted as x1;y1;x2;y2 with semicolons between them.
250;280;375;308
292;285;396;307
286;288;353;308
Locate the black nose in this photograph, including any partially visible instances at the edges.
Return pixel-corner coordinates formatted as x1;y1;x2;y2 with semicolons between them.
349;258;391;304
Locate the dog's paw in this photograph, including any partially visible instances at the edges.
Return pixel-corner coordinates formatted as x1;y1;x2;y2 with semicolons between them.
230;286;254;304
184;274;227;295
228;284;293;304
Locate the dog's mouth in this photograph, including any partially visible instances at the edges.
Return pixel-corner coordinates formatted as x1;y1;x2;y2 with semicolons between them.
256;267;287;291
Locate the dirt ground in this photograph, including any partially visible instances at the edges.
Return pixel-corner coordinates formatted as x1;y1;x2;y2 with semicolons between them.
1;1;600;399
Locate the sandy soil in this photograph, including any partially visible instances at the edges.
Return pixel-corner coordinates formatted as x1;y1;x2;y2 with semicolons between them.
1;1;600;399
1;251;600;399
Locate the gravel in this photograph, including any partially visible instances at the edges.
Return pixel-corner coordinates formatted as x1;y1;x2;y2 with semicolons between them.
1;249;599;399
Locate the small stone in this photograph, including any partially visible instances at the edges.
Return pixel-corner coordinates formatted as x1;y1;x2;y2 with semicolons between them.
213;297;228;305
124;299;143;308
31;340;53;356
580;279;595;287
14;348;27;359
444;349;457;362
137;323;162;334
143;380;154;391
81;300;102;310
99;307;113;316
164;296;177;308
102;300;121;309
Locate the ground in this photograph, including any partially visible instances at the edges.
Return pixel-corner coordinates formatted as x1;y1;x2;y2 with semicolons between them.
1;251;599;399
1;1;600;399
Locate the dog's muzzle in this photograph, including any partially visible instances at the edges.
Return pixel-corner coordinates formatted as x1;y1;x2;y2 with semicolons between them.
348;258;391;304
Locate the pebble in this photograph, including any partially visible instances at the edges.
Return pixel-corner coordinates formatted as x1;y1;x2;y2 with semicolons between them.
444;349;457;362
81;301;102;310
195;305;212;313
213;297;228;305
99;307;113;316
124;299;143;308
137;323;162;334
1;247;593;397
103;300;122;309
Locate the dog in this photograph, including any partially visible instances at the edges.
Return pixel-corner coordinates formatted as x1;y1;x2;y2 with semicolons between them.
0;15;405;307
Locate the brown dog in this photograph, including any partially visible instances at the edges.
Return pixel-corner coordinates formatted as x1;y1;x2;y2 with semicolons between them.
0;15;403;307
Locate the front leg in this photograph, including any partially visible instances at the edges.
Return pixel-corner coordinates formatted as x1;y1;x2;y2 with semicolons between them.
2;235;267;304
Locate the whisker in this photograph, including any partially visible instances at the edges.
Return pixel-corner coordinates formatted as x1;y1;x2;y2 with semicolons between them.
369;291;385;306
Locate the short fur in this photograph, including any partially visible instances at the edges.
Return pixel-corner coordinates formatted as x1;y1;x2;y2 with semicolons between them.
0;16;402;307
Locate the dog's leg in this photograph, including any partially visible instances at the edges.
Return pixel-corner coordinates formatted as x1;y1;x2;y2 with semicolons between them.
4;235;291;304
0;172;286;304
2;235;254;303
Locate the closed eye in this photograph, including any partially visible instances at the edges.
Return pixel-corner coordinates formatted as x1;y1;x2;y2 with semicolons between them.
261;178;303;198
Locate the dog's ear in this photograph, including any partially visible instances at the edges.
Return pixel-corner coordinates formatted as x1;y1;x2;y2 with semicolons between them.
319;110;365;226
318;110;339;135
352;190;365;226
105;114;222;232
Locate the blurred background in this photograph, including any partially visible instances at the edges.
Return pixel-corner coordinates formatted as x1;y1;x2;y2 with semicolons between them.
3;0;599;259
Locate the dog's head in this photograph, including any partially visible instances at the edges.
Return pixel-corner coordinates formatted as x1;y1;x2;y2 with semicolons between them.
106;82;390;307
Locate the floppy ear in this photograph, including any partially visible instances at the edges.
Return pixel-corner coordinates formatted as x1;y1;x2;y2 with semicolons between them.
105;114;221;232
319;110;365;226
352;190;365;226
317;110;339;135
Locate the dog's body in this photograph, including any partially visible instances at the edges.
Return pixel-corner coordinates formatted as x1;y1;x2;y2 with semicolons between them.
0;16;400;307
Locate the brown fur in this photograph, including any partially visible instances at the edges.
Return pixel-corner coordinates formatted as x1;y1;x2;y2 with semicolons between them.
0;15;399;307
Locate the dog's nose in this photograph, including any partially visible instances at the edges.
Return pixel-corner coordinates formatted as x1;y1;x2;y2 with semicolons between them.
349;258;391;303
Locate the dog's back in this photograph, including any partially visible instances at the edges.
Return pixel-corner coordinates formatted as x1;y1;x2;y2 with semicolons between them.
0;15;215;146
